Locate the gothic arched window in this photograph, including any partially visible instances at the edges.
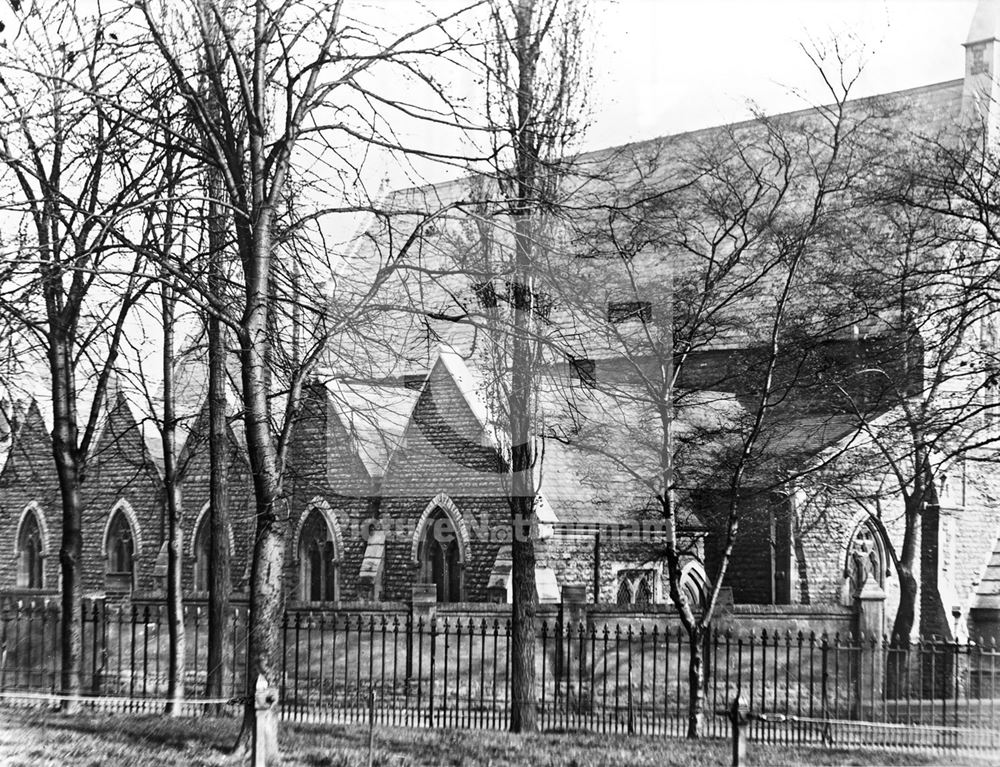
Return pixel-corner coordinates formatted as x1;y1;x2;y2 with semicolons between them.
616;579;631;605
105;509;135;592
616;569;656;606
299;508;338;603
193;513;211;592
419;508;463;602
16;509;44;589
634;577;653;605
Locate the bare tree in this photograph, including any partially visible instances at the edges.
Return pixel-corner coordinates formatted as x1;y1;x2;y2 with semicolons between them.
819;111;1000;672
559;46;890;736
471;0;590;733
0;0;164;709
132;0;483;753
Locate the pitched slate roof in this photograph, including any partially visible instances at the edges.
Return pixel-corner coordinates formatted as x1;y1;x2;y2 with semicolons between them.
328;379;420;478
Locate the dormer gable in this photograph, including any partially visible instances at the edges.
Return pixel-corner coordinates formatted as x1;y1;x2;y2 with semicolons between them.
175;397;249;479
381;349;506;494
86;391;161;486
287;381;372;497
0;400;53;484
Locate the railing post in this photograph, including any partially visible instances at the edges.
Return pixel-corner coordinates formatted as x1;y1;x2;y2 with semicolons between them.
820;633;832;745
366;684;376;767
253;673;279;767
0;598;8;693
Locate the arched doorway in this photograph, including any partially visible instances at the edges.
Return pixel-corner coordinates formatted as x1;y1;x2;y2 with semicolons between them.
418;507;463;602
16;507;44;589
105;507;136;592
299;507;339;603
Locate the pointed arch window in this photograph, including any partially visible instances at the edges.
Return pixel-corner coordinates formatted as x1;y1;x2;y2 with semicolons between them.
16;509;44;589
299;508;338;603
418;508;463;603
616;579;632;605
616;569;655;605
634;577;653;605
105;509;135;592
194;513;211;593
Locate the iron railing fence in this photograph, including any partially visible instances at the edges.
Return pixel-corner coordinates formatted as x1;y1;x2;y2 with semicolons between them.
0;598;998;749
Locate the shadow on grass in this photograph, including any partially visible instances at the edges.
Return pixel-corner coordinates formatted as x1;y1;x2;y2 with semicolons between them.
4;706;241;758
1;706;996;767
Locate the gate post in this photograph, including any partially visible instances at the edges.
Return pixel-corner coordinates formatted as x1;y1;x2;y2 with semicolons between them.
728;695;750;766
561;584;587;713
853;580;885;719
253;674;279;767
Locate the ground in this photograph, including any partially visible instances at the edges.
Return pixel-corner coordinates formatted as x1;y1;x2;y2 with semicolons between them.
0;706;996;766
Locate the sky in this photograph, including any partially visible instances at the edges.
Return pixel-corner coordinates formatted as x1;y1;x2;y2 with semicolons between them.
578;0;977;153
372;0;980;189
0;0;979;179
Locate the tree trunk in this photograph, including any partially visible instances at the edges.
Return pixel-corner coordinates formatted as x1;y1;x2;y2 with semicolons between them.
507;173;539;731
238;505;285;756
234;212;285;762
887;493;920;698
164;483;185;714
686;626;706;738
887;562;917;698
205;174;232;715
163;285;185;716
49;334;83;714
508;318;538;734
891;565;917;645
509;495;537;732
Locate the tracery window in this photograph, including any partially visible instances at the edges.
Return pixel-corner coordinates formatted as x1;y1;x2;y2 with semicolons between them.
616;569;655;605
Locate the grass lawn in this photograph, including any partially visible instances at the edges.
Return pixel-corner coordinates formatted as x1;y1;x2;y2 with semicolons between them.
0;705;996;766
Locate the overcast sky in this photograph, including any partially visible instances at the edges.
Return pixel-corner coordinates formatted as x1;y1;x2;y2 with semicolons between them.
579;0;976;152
0;0;979;179
377;0;980;188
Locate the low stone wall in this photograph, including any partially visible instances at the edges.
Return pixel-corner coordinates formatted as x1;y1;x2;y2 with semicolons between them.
718;603;854;637
282;597;855;640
